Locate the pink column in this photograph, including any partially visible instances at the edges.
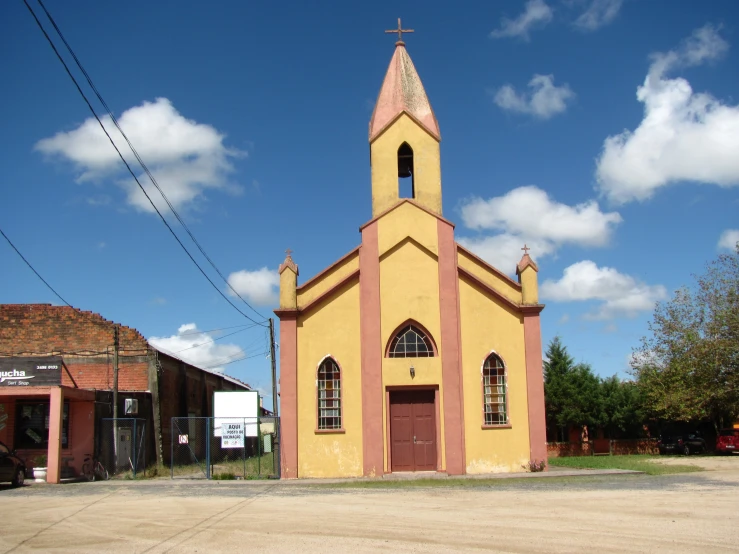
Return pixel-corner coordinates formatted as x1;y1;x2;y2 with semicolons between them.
360;221;384;477
278;315;298;478
47;387;64;484
523;311;547;467
437;220;466;475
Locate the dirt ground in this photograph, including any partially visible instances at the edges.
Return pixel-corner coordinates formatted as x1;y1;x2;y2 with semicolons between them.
1;460;738;553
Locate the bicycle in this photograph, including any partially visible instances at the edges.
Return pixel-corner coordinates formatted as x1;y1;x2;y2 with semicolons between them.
81;454;109;481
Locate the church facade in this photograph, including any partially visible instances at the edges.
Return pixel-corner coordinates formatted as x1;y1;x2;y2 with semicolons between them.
275;36;546;478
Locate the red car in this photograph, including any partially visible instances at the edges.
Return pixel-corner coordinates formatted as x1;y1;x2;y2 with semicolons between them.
716;429;739;455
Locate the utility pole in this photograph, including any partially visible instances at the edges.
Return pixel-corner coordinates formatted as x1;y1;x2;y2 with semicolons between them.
269;318;280;478
113;325;119;469
113;325;119;420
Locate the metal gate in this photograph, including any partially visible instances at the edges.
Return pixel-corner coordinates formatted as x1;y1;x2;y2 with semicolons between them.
99;418;147;478
171;416;278;479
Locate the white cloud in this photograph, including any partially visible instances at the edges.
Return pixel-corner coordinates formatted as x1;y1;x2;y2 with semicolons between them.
149;323;245;372
718;229;739;251
574;0;623;31
35;98;244;213
541;260;667;319
227;267;279;306
596;25;739;204
457;186;622;271
458;233;556;275
494;75;575;119
490;0;553;41
461;186;622;244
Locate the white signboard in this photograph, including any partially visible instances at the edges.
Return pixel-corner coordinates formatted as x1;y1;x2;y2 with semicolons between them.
221;420;245;448
213;391;259;438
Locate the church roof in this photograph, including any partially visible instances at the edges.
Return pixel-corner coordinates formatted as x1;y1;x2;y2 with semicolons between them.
369;44;440;142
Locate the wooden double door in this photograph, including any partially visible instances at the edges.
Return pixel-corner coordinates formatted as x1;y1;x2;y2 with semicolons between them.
389;390;437;472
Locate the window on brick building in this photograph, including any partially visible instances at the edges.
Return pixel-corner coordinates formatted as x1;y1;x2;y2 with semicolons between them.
15;401;70;449
317;357;341;430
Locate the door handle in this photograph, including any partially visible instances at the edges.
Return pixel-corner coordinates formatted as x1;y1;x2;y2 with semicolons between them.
413;435;417;444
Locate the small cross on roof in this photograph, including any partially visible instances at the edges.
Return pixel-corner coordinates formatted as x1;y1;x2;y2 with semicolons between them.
521;244;531;255
385;18;414;45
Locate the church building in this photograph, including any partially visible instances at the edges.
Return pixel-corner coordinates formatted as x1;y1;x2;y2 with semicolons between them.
275;26;546;478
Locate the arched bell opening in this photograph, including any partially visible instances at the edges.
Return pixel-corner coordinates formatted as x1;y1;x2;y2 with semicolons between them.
397;142;415;199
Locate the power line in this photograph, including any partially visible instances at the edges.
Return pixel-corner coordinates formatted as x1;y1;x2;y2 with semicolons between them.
201;350;270;370
172;325;258;354
23;0;268;328
177;323;256;336
1;226;72;308
35;0;268;324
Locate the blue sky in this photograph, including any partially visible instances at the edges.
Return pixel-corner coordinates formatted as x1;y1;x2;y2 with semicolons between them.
2;0;738;405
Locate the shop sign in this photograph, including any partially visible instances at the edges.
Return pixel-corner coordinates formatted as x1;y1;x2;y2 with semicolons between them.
221;420;244;448
0;356;63;387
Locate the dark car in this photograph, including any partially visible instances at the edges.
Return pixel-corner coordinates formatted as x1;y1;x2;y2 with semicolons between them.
657;433;706;456
716;429;739;455
0;441;27;487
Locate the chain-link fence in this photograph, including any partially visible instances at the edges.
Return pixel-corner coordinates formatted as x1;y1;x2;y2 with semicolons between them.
171;416;278;480
98;418;147;478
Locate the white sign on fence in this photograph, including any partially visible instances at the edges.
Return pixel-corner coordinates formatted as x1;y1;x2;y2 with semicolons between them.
221;420;245;448
178;434;189;444
213;391;259;437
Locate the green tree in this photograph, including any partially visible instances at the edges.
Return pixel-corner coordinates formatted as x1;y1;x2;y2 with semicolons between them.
544;338;601;440
631;246;739;428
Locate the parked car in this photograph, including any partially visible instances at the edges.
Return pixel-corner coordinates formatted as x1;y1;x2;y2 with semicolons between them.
716;429;739;455
0;441;27;487
657;433;706;455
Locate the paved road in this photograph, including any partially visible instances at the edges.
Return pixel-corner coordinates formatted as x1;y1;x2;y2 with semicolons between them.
1;469;738;553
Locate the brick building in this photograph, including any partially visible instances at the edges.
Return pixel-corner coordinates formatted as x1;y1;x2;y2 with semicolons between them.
0;304;252;483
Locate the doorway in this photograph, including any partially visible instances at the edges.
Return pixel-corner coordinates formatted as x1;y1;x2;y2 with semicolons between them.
389;389;437;472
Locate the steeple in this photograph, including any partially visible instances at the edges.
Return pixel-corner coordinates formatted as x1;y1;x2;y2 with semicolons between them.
369;43;440;143
369;22;443;217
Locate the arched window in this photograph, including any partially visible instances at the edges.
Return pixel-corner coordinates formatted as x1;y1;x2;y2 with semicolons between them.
397;142;415;198
482;353;507;425
388;324;435;358
317;357;342;430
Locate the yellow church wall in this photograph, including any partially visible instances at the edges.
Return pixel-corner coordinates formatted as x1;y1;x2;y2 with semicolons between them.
457;248;522;305
295;279;364;478
458;277;532;474
296;250;359;309
378;233;447;471
377;202;439;258
371;114;442;216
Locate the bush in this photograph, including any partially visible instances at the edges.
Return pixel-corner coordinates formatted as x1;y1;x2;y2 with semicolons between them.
522;459;547;472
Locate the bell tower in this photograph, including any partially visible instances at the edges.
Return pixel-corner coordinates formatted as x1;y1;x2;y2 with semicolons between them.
369;20;442;217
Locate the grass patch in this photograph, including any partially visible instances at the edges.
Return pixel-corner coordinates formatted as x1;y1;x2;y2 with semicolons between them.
548;455;703;475
169;453;277;479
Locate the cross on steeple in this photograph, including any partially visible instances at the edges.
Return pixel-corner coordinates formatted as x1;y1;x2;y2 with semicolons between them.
285;248;293;258
385;18;414;45
521;244;531;255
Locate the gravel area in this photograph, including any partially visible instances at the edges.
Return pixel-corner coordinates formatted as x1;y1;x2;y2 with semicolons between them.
2;461;738;553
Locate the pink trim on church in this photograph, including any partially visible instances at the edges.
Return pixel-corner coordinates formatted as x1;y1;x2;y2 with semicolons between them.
437;219;466;475
277;314;298;478
359;221;384;477
524;312;547;468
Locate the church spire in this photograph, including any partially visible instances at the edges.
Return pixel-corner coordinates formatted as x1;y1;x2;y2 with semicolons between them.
369;23;440;143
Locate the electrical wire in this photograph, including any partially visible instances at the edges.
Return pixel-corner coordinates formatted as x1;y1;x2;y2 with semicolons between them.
177;323;256;336
201;350;270;370
1;226;72;308
172;325;257;354
23;0;269;327
35;0;269;324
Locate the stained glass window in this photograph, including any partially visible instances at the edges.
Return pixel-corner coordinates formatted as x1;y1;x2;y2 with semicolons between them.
483;354;507;425
317;358;341;430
